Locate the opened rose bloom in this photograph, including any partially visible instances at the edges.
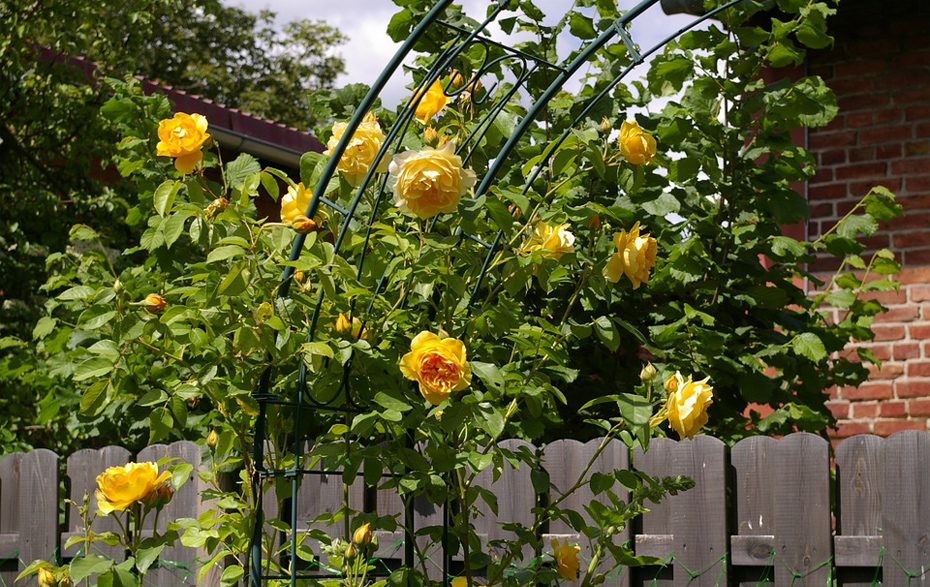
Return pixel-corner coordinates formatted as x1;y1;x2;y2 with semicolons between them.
652;372;714;440
389;142;477;220
156;112;210;174
280;182;327;230
95;461;171;515
324;113;389;186
551;538;581;581
617;119;656;165
413;79;449;123
400;331;472;405
603;221;657;289
521;221;576;259
451;578;486;587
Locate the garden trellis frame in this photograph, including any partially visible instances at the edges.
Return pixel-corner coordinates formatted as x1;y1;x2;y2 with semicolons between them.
249;0;750;585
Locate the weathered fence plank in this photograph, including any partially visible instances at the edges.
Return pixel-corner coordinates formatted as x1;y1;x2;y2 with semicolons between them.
542;437;630;587
835;433;885;587
881;431;930;587
732;433;832;587
0;450;58;587
633;436;728;587
62;445;131;560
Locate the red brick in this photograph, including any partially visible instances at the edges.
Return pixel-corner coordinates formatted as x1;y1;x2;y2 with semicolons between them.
896;379;930;397
838;93;891;111
835;59;888;77
910;285;930;302
849;147;877;163
820;149;847;166
874;108;903;125
909;323;930;338
851;402;880;418
810;131;858;149
835;421;872;438
810;203;835;218
892;342;921;360
810;183;849;201
906;361;930;378
891;158;930;175
905;141;930;157
861;126;913;145
847;39;900;57
843;381;894;400
894;50;930;69
835;162;888;180
862;288;908;305
879;69;930;89
880;306;920;322
876;144;903;159
826;400;850;419
872;325;906;342
894;231;930;248
908;106;930;122
911;398;930;416
880;400;908;417
905;175;930;192
918;123;930;138
811;167;835;184
900;266;930;286
873;419;926;436
829;77;873;94
849;177;902;195
903;249;930;266
846;111;873;127
866;362;905;379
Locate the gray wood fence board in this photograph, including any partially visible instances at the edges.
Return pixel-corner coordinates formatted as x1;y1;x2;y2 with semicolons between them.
292;457;364;562
542;438;631;587
772;433;831;587
881;431;930;587
835;434;884;571
0;451;23;584
632;438;675;587
137;441;213;587
0;450;58;587
63;445;131;560
732;435;778;586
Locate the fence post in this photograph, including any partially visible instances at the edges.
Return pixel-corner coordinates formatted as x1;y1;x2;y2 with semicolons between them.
633;435;728;587
62;446;131;561
0;450;59;587
731;433;832;587
879;431;930;587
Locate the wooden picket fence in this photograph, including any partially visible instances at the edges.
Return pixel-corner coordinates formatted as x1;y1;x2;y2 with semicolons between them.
1;431;927;587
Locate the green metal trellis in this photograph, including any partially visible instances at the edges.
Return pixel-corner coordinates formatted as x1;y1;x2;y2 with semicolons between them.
248;1;749;585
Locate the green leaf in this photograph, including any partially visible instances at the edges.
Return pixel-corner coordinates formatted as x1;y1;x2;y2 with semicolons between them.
80;381;109;416
476;403;504;439
217;262;250;297
135;540;166;575
225;154;261;189
207;245;245;264
153;180;181;217
594;316;620;351
796;21;832;49
78;306;117;330
74;357;115;382
70;555;114;583
149;406;173;443
641;192;680;217
471;361;504;392
58;285;95;301
791;332;827;362
590;471;614;495
373;391;412;412
568;12;597;39
33;316;57;339
221;565;244;586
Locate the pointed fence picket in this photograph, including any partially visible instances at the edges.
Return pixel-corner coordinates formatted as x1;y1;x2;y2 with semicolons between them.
0;431;928;587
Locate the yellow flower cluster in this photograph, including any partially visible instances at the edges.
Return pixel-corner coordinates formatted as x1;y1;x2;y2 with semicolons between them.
389;142;477;220
618;120;657;165
651;372;714;439
521;221;576;259
325;112;390;186
413;79;449;124
551;538;581;581
280;182;327;233
95;461;171;515
156;112;210;174
603;221;658;289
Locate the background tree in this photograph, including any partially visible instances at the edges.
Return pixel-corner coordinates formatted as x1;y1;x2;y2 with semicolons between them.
0;0;345;452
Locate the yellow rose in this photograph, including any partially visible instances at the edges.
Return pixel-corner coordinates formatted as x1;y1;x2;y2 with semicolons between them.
451;578;486;587
280;182;328;228
353;522;372;545
95;461;170;515
664;372;714;440
413;79;448;123
38;568;56;587
143;293;166;313
603;221;657;289
156;112;210;174
551;538;581;581
617;120;656;165
324;113;390;187
399;331;472;405
521;221;576;259
335;312;367;340
389;142;477;220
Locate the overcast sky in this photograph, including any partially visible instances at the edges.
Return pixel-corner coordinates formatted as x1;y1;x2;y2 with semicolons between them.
225;0;704;109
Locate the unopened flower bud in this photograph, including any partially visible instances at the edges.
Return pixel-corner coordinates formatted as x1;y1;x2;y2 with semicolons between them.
207;429;219;450
664;374;679;393
38;568;56;587
291;214;319;234
424;126;439;146
508;204;522;219
345;542;358;559
253;301;273;325
205;197;229;220
142;482;174;511
334;312;367;340
587;214;601;231
113;278;124;294
640;362;657;382
600;116;612;134
353;522;372;546
143;293;166;313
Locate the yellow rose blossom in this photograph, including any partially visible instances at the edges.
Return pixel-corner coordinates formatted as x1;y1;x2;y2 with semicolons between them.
324;112;390;186
451;578;486;587
353;522;372;545
38;568;56;587
156;112;210;174
280;182;328;229
617;120;657;165
412;79;449;123
521;221;576;259
95;461;171;515
603;222;657;289
335;312;367;340
651;372;714;440
399;331;472;405
551;538;581;581
389;142;477;220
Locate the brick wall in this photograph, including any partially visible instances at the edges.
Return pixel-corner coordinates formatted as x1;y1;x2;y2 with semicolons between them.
806;0;930;436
